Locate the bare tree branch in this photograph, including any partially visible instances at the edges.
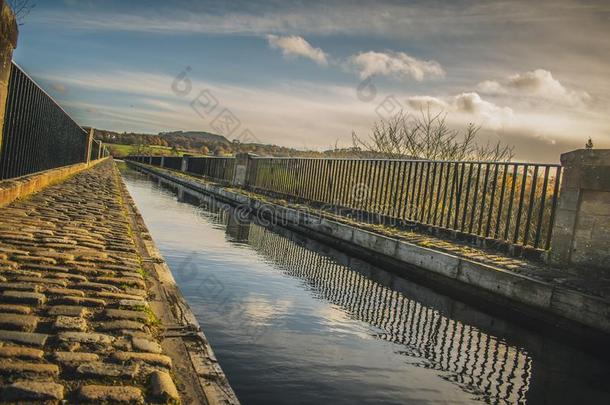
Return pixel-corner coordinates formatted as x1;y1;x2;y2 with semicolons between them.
353;109;514;162
7;0;36;26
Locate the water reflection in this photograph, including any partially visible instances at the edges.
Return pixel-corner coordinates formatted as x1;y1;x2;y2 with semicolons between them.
124;168;609;405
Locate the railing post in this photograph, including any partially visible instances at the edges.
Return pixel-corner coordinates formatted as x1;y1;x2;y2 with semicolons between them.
0;1;17;150
550;149;610;271
160;156;165;168
85;128;94;164
181;155;190;172
233;153;256;187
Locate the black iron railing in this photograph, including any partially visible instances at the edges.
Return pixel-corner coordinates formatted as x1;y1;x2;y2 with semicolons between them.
249;158;561;251
162;156;183;170
126;154;561;251
185;157;235;182
127;155;235;183
0;62;91;179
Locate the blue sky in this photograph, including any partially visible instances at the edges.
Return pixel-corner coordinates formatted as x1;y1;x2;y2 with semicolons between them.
12;0;610;162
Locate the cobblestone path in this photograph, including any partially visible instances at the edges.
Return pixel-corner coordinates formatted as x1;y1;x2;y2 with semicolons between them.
0;160;180;403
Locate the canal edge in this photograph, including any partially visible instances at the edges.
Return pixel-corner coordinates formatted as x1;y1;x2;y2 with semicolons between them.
126;161;610;349
116;162;240;405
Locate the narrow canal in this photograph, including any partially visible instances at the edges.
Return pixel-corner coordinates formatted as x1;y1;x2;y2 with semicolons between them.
120;166;609;405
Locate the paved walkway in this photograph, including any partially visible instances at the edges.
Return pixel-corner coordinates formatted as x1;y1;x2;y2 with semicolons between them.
0;161;181;403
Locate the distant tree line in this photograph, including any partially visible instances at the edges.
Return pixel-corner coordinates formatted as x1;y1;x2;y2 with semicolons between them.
90;128;390;159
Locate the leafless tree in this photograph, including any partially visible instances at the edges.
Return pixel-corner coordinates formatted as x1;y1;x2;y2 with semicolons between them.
8;0;35;26
353;108;514;162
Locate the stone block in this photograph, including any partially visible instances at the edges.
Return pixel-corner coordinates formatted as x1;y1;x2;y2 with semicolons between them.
0;330;48;346
77;385;144;404
111;351;172;368
132;337;162;354
0;346;44;360
457;261;553;308
58;331;115;345
1;381;64;401
395;242;460;279
352;229;397;257
0;313;38;331
76;362;140;379
149;371;180;402
0;361;59;377
54;315;87;331
0;291;46;306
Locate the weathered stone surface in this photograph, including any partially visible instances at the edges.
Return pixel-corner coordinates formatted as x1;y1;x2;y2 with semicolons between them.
0;361;59;377
132;337;162;354
97;276;146;289
0;162;193;403
0;304;31;314
98;320;145;331
76;362;140;378
58;331;115;345
0;313;38;332
0;269;41;278
0;330;48;347
51;296;106;307
15;276;67;287
54;315;87;331
149;370;180;402
77;385;144;403
111;351;172;368
105;308;149;322
0;290;46;305
0;282;40;292
47;305;89;317
0;346;44;360
118;299;148;309
45;287;86;297
54;351;99;365
78;281;121;292
95;291;145;300
1;381;64;401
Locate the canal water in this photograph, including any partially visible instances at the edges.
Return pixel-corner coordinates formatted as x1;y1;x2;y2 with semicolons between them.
121;167;610;405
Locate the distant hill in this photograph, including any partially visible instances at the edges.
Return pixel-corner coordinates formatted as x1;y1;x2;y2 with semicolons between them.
158;131;230;144
90;127;388;159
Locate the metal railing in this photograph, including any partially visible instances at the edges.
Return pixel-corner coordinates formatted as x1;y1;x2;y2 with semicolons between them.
249;158;562;251
127;155;236;183
0;62;92;179
126;154;561;252
185;156;235;182
90;139;109;161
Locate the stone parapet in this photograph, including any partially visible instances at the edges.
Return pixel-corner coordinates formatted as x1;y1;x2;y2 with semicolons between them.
551;149;610;271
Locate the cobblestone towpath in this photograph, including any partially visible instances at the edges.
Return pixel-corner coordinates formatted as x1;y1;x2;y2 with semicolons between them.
0;160;225;404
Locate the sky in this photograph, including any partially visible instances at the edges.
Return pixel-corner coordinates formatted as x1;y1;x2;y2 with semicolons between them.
11;0;610;162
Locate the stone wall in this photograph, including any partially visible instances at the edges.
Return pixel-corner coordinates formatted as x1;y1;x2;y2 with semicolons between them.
551;149;610;271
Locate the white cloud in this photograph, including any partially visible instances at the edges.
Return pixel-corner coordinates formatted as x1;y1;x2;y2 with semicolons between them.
40;68;609;162
476;80;507;95
404;92;513;130
406;95;447;110
266;35;328;65
452;92;514;129
477;69;591;107
348;51;444;81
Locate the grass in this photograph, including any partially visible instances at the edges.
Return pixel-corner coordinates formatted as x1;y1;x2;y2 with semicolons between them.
104;143;204;157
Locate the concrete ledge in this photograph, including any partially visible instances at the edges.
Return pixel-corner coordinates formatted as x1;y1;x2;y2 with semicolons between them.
117;164;239;405
0;158;109;207
127;162;610;339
